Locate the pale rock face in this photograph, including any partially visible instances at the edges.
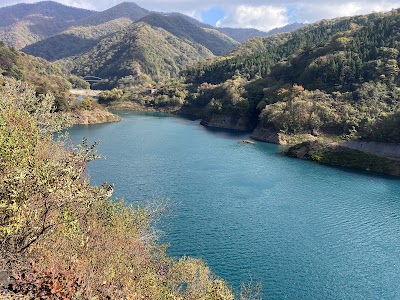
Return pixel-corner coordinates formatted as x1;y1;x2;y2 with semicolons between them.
200;114;250;131
67;108;122;125
343;140;400;159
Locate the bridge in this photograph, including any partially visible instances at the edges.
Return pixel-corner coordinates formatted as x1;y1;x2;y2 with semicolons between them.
83;76;103;83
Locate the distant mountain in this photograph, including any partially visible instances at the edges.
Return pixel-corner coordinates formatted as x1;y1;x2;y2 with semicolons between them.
71;22;214;86
0;0;297;53
214;23;304;43
0;1;94;49
266;22;304;36
22;18;133;61
75;2;150;26
22;11;238;84
215;28;269;43
0;0;288;51
138;13;238;56
3;0;298;85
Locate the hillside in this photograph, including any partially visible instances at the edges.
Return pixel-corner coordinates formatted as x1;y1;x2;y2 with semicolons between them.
178;9;400;146
0;0;299;56
139;13;238;56
0;73;234;299
0;41;89;110
23;12;238;63
75;1;150;26
71;22;213;87
0;1;94;49
185;15;374;84
22;18;133;61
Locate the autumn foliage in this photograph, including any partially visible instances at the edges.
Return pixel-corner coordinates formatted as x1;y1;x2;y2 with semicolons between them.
0;76;234;299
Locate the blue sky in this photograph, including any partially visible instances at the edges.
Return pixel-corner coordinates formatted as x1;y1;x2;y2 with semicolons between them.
1;0;400;31
201;6;225;26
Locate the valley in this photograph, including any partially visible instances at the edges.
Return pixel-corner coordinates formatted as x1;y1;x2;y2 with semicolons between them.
0;1;400;299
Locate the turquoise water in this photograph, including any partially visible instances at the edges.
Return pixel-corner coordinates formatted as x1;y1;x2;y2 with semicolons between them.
68;111;400;299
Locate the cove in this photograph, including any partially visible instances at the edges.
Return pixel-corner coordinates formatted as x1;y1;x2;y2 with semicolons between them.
68;111;400;300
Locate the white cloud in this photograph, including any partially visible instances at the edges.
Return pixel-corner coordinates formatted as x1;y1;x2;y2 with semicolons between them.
216;5;288;31
294;1;400;23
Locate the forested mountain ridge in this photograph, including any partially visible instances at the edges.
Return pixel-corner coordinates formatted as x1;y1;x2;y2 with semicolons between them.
21;7;238;62
185;14;383;84
71;22;214;87
20;1;154;61
138;13;238;56
0;0;285;53
22;18;134;61
180;9;400;146
74;1;150;26
0;1;94;49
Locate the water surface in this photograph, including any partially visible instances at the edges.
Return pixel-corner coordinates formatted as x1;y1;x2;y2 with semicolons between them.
68;111;400;299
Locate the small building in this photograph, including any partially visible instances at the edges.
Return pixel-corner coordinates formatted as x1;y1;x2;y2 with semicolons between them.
148;89;157;95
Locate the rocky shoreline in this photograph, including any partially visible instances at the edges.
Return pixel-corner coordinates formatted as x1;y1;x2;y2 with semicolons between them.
67;108;122;125
105;100;180;113
83;104;400;177
285;140;400;177
199;114;251;131
202;120;400;176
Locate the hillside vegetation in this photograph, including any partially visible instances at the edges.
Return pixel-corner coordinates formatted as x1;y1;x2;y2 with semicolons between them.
0;41;121;126
75;1;150;26
139;13;238;56
180;9;400;144
0;41;88;111
0;1;94;49
0;75;235;299
72;22;214;87
22;18;134;61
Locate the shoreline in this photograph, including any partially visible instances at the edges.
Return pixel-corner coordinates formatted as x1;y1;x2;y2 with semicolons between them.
92;104;400;177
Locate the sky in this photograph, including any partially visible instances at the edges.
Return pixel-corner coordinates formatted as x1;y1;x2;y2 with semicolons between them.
1;0;400;31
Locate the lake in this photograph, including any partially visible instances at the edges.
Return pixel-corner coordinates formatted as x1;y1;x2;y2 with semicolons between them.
68;111;400;299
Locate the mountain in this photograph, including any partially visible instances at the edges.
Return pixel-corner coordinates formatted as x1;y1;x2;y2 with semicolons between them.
0;1;94;49
138;13;238;56
213;23;304;43
22;11;238;85
215;27;269;43
185;16;373;84
71;22;214;86
266;22;304;36
0;0;299;52
22;18;133;61
75;2;150;26
182;9;400;145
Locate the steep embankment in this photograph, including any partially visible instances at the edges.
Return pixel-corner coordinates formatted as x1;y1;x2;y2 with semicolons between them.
69;90;122;124
67;108;122;125
200;115;251;131
286;140;400;176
